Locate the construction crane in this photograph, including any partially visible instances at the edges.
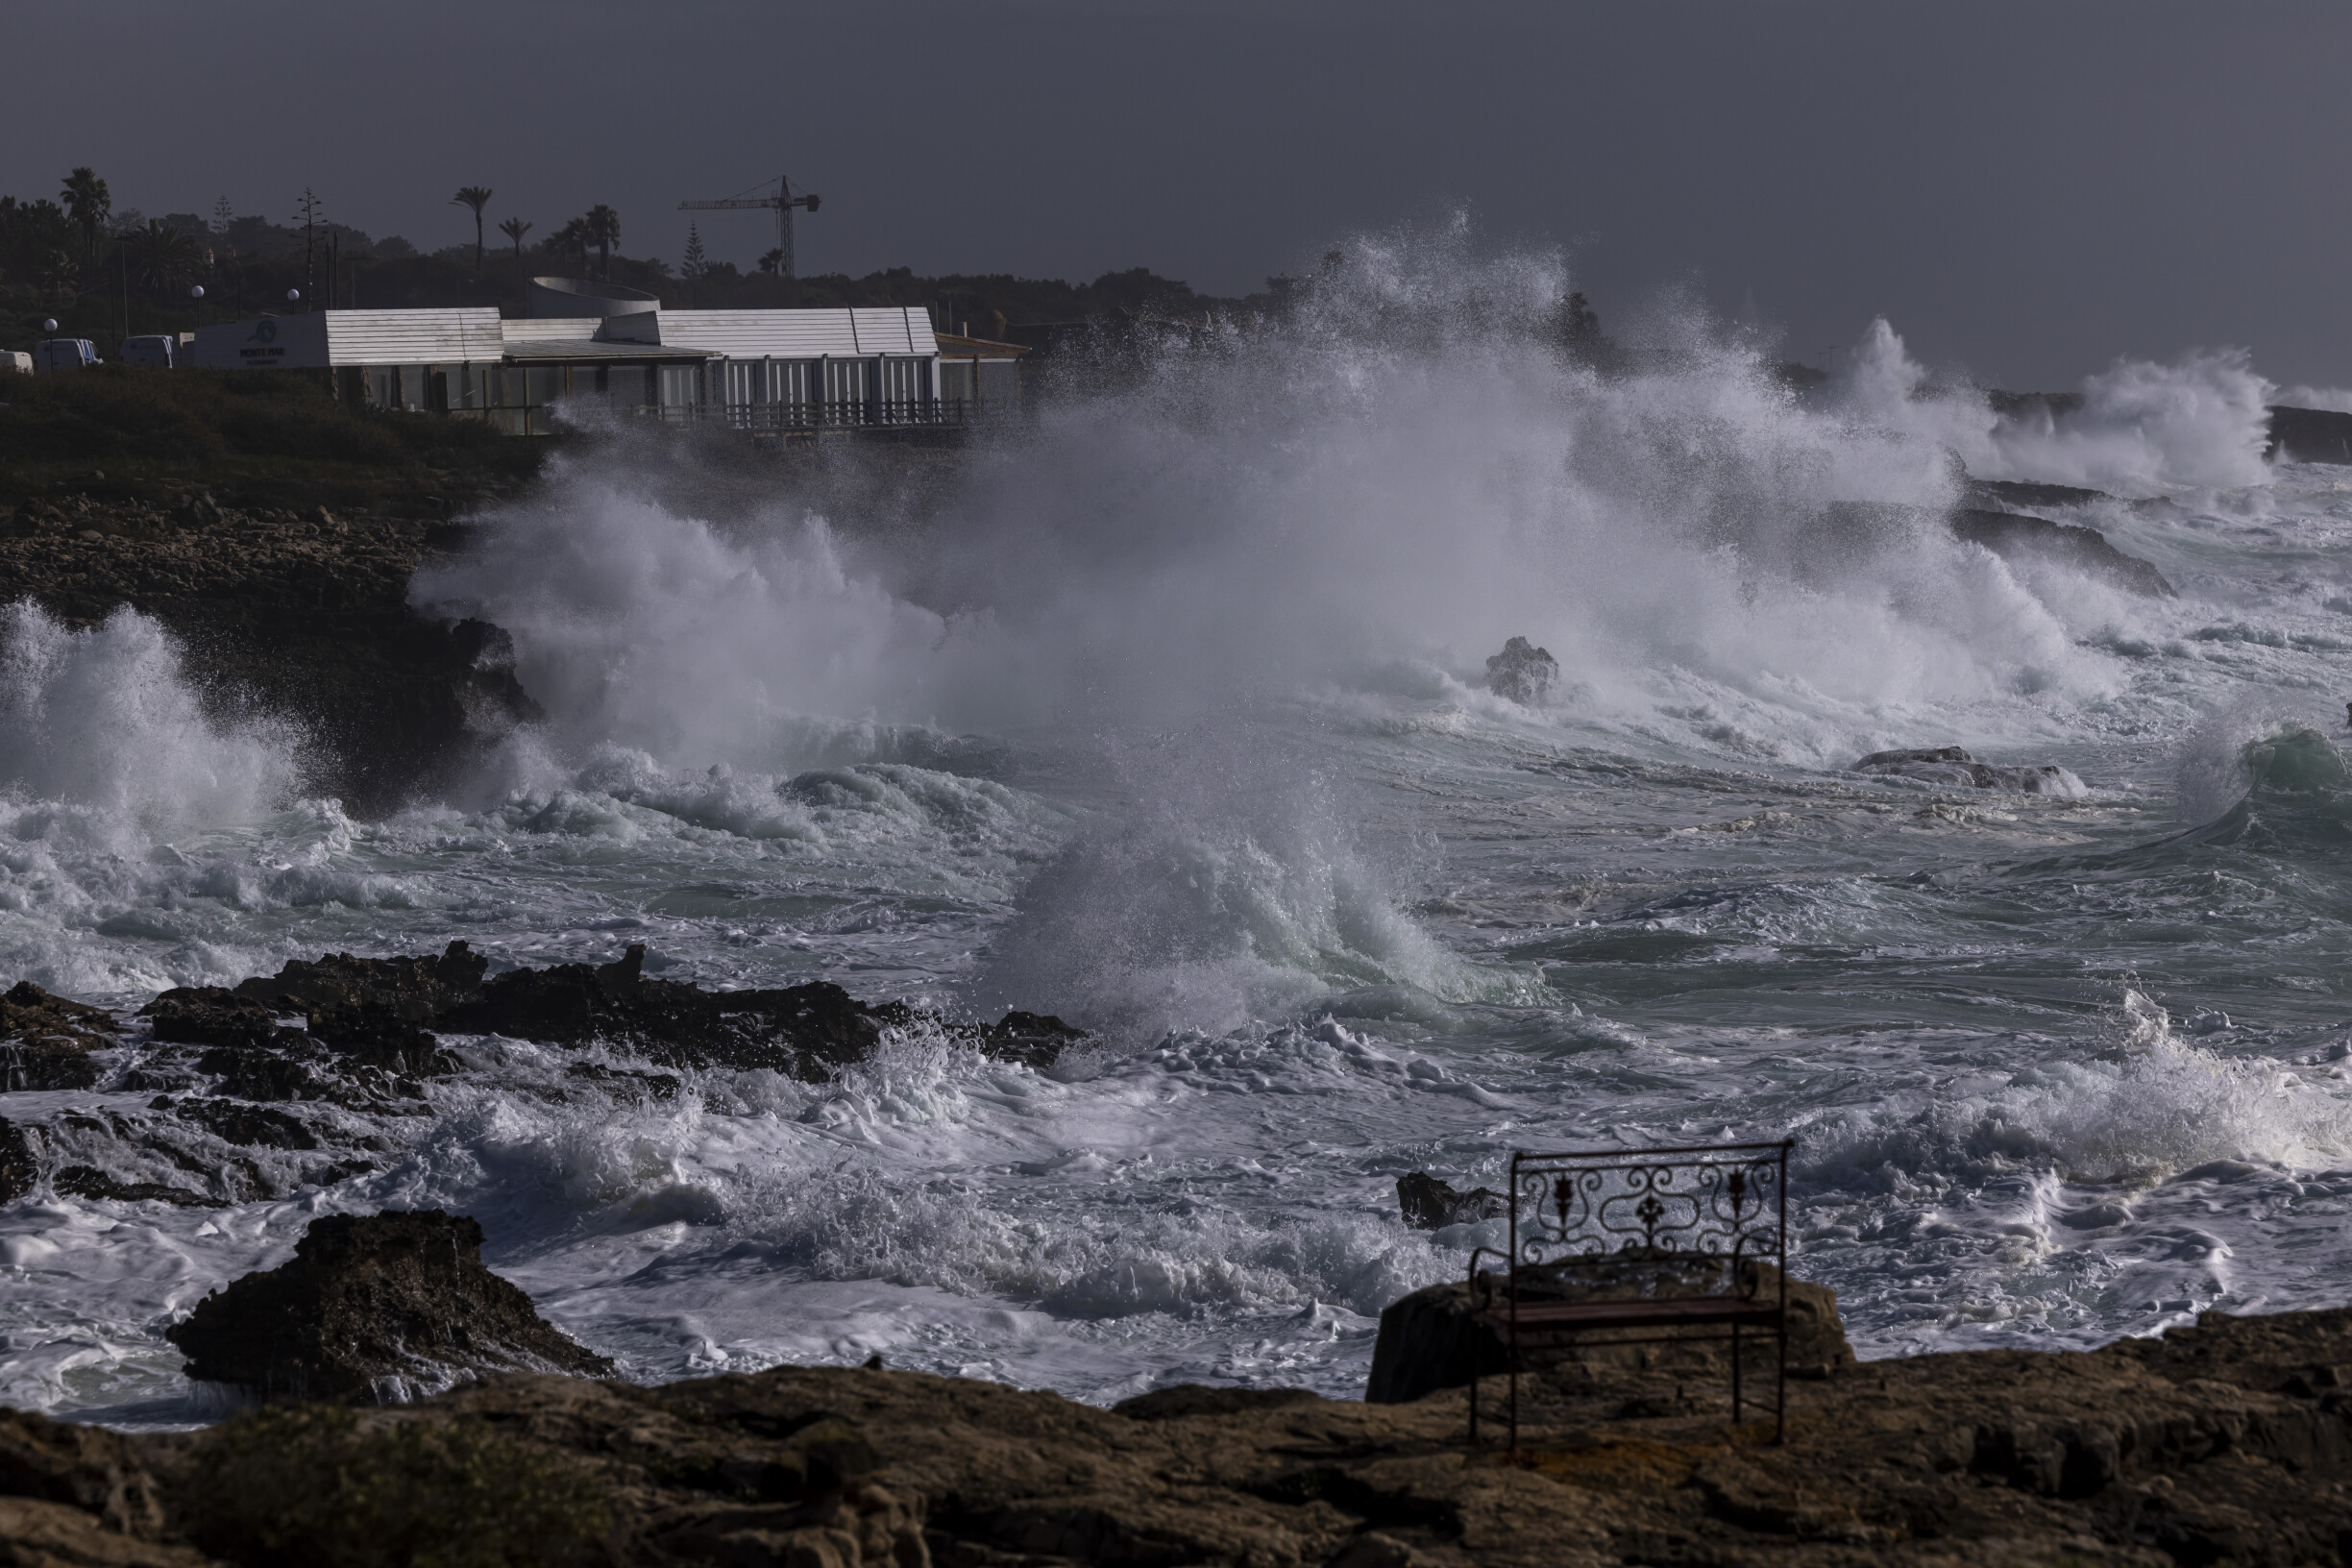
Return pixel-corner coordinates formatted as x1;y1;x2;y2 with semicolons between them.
678;175;821;279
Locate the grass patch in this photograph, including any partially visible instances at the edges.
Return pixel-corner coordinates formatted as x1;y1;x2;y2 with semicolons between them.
0;366;546;510
180;1405;607;1568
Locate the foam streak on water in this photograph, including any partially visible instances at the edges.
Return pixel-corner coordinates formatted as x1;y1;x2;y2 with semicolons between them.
9;237;2352;1424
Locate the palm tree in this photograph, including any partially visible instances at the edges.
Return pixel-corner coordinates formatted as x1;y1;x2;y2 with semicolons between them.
127;219;202;301
60;167;110;259
583;205;620;280
451;186;493;273
499;216;533;283
551;216;593;274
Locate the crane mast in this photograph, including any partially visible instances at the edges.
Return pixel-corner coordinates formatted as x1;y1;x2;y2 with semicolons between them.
677;175;821;279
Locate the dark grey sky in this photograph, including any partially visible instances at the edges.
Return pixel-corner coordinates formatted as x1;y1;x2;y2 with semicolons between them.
11;1;2348;387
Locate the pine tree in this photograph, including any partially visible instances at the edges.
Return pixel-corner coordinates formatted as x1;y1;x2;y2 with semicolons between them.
211;195;234;236
681;223;706;281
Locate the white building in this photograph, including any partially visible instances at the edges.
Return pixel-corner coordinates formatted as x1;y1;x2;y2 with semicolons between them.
184;279;974;435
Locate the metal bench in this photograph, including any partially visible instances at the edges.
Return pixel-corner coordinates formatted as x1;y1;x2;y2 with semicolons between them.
1466;1139;1793;1451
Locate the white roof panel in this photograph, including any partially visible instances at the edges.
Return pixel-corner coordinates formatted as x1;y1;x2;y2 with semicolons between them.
321;308;504;363
656;306;938;359
501;318;606;343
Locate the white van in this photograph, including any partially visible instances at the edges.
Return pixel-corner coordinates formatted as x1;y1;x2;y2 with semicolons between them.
34;339;100;371
0;351;31;376
120;334;178;369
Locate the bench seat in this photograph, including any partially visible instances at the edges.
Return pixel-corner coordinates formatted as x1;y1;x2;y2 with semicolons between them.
1474;1294;1781;1335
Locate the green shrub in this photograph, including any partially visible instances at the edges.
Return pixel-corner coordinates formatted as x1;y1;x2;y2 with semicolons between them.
181;1405;608;1568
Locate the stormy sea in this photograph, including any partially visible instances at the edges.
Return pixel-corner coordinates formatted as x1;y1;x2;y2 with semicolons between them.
9;240;2352;1428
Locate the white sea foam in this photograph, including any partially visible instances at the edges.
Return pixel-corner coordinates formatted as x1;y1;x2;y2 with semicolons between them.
1832;317;2276;495
15;233;2352;1420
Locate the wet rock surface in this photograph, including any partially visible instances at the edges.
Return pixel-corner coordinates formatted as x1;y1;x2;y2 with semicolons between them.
1394;1171;1507;1231
1963;477;2114;511
1851;745;2087;796
0;944;1086;1210
0;494;537;815
1949;506;2176;598
2268;404;2352;465
12;1305;2352;1564
1484;636;1558;704
163;1210;615;1405
0;982;121;1091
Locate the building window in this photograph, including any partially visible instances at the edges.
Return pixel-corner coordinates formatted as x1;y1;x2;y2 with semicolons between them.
439;364;481;410
526;366;562;406
608;365;650;407
398;365;427;411
658;365;698;408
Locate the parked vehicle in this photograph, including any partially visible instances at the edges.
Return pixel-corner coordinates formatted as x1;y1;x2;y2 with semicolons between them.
119;334;178;369
34;338;100;371
0;351;32;376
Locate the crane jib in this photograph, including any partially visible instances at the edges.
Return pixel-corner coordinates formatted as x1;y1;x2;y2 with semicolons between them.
676;176;821;280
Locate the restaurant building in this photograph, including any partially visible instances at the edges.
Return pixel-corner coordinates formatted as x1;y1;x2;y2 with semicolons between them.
184;279;968;435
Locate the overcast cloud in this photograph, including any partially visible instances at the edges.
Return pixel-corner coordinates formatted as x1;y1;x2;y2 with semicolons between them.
6;1;2346;386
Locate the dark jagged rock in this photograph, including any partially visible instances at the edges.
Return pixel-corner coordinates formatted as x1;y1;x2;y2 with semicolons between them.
437;943;891;1079
0;491;543;817
1964;477;2112;511
1950;506;2176;598
1485;636;1559;704
1364;1262;1855;1406
1396;1170;1507;1230
163;1096;321;1151
2;947;1090;1214
233;941;489;1022
304;1002;458;1079
0;1116;37;1206
163;1210;615;1404
2268;404;2352;465
1851;745;2086;796
53;1165;224;1208
0;980;119;1091
139;989;301;1051
980;1010;1089;1070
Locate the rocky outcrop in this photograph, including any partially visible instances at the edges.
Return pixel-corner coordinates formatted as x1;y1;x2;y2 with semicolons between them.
0;982;120;1091
16;1304;2352;1565
163;1210;614;1405
134;940;1082;1090
1395;1172;1507;1231
1484;637;1558;704
1964;477;2112;511
2268;404;2352;465
0;494;538;815
1364;1262;1855;1406
1949;507;2176;598
1851;745;2088;797
0;946;1088;1209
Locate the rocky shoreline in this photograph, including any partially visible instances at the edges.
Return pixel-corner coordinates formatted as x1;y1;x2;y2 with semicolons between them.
0;943;1083;1212
5;1247;2351;1565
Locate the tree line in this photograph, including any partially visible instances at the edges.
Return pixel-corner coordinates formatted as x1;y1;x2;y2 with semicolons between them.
2;165;1619;364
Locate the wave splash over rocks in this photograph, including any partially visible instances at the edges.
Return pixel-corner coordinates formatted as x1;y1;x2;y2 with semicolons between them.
6;228;2352;1423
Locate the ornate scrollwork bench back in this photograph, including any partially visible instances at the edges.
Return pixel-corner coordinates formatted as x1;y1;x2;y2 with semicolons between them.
1464;1139;1794;1450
